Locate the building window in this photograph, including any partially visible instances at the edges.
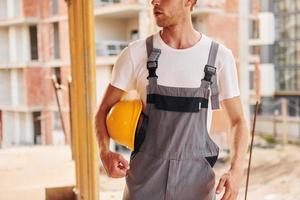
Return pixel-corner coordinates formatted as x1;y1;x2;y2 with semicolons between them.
249;71;254;90
51;0;58;15
249;19;260;39
274;0;300;92
29;25;38;60
32;112;42;144
260;45;274;64
53;22;60;59
275;68;299;91
257;97;279;116
53;67;61;85
53;112;62;131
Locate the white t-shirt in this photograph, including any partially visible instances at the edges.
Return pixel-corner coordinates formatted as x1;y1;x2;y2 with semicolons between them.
110;30;240;131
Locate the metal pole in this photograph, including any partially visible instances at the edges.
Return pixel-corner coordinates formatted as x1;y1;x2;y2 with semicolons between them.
51;75;68;144
65;0;99;199
245;2;261;197
244;101;259;200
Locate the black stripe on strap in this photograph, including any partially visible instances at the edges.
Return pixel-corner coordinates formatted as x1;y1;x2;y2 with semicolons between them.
147;94;208;112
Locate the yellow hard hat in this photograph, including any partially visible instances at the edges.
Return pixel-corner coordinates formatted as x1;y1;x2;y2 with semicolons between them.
106;99;143;151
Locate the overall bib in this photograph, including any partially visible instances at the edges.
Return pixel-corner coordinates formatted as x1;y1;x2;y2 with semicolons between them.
123;35;220;200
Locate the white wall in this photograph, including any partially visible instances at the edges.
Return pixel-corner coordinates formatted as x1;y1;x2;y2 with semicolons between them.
96;65;112;104
249;63;275;97
0;70;11;105
256;119;300;140
260;63;275;96
0;0;7;19
2;111;15;146
0;28;9;62
95;18;128;41
259;12;275;45
2;111;33;146
11;69;24;106
8;27;16;62
126;17;139;40
9;26;30;63
7;0;21;18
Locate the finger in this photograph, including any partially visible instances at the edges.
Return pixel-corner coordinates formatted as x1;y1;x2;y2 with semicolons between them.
118;154;130;169
220;187;231;200
216;176;227;194
110;163;128;178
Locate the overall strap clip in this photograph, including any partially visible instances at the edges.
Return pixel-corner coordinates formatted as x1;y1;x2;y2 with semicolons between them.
203;64;216;83
147;48;161;79
203;41;220;110
146;35;161;81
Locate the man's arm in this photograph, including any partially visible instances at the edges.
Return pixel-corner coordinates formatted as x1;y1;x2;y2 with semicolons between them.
216;96;250;199
94;84;130;178
222;96;250;171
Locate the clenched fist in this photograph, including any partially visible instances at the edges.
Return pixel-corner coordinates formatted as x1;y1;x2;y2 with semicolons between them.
100;150;130;178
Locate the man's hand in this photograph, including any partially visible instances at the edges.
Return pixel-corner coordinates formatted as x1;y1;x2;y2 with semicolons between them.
100;150;130;178
215;167;243;200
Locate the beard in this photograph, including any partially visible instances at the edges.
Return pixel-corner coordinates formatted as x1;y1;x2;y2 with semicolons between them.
154;14;180;28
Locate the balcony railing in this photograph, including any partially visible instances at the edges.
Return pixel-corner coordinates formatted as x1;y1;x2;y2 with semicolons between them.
96;40;128;57
94;0;138;7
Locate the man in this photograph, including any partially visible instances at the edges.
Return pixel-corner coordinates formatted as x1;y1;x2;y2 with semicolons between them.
94;0;250;199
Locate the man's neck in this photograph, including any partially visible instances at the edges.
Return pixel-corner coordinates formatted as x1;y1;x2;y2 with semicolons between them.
160;26;202;50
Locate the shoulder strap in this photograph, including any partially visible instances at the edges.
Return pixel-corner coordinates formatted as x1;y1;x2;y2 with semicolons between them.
146;36;153;58
145;35;161;84
204;41;220;110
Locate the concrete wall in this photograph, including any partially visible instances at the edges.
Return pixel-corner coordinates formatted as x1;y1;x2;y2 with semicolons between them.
8;26;30;62
2;111;15;146
260;64;275;96
0;28;9;62
11;69;25;106
256;117;300;141
95;18;130;41
96;65;112;104
7;0;21;18
0;70;11;106
0;0;7;19
126;17;139;40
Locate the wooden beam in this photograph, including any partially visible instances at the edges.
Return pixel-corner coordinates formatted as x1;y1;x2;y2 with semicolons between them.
65;0;99;199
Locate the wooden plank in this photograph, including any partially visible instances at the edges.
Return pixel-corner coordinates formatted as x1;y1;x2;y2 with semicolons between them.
66;0;99;199
45;185;76;200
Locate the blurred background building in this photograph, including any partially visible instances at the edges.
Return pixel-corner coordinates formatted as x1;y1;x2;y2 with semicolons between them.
251;0;300;140
0;0;299;148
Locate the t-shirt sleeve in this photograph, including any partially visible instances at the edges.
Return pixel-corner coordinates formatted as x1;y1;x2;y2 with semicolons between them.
110;46;136;92
217;49;240;101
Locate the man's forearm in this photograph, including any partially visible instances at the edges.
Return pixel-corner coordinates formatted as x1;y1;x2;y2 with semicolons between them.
95;109;111;154
229;118;250;171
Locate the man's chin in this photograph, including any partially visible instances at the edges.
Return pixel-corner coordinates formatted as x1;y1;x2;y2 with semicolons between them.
155;21;166;28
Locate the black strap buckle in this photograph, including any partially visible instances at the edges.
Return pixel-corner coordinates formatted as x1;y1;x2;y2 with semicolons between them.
147;60;158;69
147;60;158;79
203;65;216;82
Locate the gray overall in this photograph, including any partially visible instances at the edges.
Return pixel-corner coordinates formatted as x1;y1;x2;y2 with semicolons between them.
123;35;220;200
